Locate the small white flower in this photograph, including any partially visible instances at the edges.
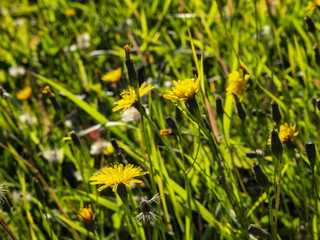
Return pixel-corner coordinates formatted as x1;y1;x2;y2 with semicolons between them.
77;33;90;49
65;119;73;128
19;113;36;125
12;190;32;203
42;148;63;163
9;66;26;78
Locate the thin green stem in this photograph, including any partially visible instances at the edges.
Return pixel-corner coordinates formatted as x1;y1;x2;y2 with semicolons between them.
267;188;276;240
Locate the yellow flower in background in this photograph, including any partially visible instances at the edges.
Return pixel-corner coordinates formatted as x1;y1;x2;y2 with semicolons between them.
103;145;115;155
163;77;200;101
226;71;249;97
77;205;95;224
16;86;32;100
65;8;76;17
268;123;299;144
306;1;320;14
112;82;154;114
160;129;172;137
89;163;149;192
42;86;52;94
101;67;122;83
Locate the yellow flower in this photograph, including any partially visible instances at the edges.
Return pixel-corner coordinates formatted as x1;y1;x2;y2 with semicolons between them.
103;144;114;156
268;123;299;144
279;123;299;142
77;205;95;224
226;71;249;97
101;67;122;83
163;77;200;101
65;8;76;17
160;129;172;137
112;82;154;114
89;163;149;192
306;1;320;14
16;86;32;100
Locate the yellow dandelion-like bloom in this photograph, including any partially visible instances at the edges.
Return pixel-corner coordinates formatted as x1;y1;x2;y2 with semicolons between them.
77;205;95;224
89;163;149;192
65;8;76;17
306;1;320;14
279;123;299;142
226;71;250;97
16;86;32;100
101;67;122;83
112;82;154;114
160;129;172;137
268;123;299;144
163;77;200;101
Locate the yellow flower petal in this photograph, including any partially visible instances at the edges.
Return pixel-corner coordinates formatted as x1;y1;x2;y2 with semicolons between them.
16;86;32;100
101;67;122;83
89;163;149;192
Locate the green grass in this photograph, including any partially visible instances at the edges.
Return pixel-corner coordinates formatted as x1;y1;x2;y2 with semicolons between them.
1;0;320;239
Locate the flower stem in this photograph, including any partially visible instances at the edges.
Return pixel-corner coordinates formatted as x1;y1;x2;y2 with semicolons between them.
274;155;283;233
267;188;276;240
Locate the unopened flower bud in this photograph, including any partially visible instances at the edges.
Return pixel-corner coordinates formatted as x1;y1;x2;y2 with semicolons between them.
271;129;283;158
311;97;317;108
124;44;138;88
137;67;145;86
70;130;81;146
192;67;198;77
111;138;119;153
232;93;246;120
271;100;282;124
165;116;179;134
253;163;270;190
313;44;320;64
215;95;224;118
246;151;257;158
306;140;316;169
317;99;320;112
305;15;316;33
248;224;271;238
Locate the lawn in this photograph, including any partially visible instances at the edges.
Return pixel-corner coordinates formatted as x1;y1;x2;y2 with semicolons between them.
0;0;320;239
